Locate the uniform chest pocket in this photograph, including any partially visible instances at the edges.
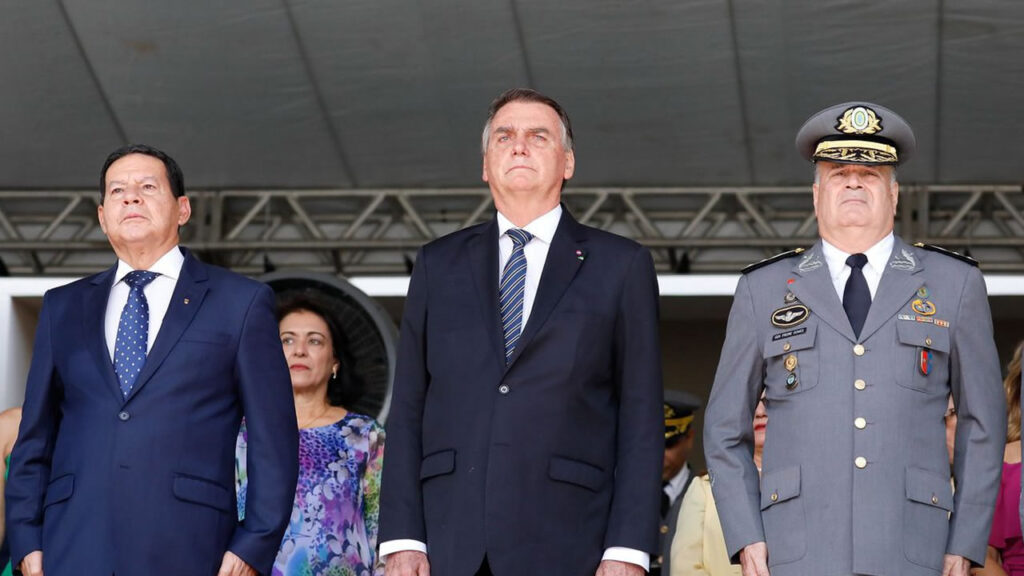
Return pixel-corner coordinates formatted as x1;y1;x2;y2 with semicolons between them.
895;321;950;393
762;323;819;398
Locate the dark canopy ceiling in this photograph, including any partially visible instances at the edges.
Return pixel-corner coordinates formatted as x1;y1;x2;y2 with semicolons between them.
3;1;1024;190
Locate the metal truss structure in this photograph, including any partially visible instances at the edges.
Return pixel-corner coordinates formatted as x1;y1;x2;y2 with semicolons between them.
1;185;1023;276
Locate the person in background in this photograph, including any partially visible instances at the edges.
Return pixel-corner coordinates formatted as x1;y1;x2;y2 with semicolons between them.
237;291;385;576
0;407;22;576
973;342;1024;576
655;390;702;576
671;399;767;576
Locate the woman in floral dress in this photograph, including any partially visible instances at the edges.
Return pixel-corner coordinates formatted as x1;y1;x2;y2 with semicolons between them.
238;291;385;576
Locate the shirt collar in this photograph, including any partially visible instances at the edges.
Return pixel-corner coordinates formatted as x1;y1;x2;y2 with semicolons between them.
821;232;894;277
114;245;185;285
497;204;563;245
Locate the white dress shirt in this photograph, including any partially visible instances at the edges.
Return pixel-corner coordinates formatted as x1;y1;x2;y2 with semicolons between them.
820;233;894;302
382;205;649;570
663;463;692;509
104;246;185;361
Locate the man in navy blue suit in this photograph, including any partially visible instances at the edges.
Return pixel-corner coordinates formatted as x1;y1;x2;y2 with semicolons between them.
5;145;298;576
379;89;664;576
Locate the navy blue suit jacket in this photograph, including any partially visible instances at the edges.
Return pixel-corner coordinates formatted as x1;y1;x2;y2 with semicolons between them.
5;251;298;576
379;210;664;576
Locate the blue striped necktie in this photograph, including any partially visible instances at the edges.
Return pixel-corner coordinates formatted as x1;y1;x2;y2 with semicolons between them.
500;228;533;363
114;270;160;397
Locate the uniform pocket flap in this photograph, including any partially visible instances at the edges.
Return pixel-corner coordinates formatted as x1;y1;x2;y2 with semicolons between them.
905;467;953;511
173;474;232;512
43;473;74;508
760;465;801;510
896;321;950;353
548;456;606;492
420;449;456;480
764;324;817;358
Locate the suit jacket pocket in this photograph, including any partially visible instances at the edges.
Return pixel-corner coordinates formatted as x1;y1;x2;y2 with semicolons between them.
762;323;819;398
173;474;233;512
180;329;232;345
548;456;606;492
895;321;950;393
903;467;952;570
43;474;74;508
759;465;806;566
420;449;456;480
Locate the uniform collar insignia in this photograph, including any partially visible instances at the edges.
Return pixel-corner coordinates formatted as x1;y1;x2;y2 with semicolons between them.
797;250;823;273
889;248;917;271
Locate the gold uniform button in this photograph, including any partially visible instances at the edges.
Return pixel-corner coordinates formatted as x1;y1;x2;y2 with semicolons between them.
854;379;866;390
854;417;867;429
925;337;933;346
660;525;669;534
853;344;865;356
855;456;868;469
782;342;791;352
770;492;779;502
931;495;939;505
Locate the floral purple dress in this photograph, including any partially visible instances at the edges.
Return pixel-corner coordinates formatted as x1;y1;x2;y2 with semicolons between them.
237;413;385;576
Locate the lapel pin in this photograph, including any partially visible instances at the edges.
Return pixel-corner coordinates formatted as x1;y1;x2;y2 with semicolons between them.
575;249;585;261
917;286;929;298
183;298;190;305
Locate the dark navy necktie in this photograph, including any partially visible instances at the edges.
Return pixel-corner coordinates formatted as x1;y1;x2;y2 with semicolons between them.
114;270;160;397
500;228;532;363
843;253;871;339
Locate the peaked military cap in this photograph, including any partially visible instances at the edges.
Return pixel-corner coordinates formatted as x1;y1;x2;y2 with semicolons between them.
796;101;916;165
664;389;702;442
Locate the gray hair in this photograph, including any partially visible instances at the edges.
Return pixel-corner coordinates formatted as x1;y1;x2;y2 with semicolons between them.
480;88;574;155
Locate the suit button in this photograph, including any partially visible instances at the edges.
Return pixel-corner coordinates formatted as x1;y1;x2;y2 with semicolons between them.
660;525;669;534
853;344;865;356
498;384;510;395
118;411;130;421
770;492;778;502
854;417;867;429
854;456;867;469
854;379;866;390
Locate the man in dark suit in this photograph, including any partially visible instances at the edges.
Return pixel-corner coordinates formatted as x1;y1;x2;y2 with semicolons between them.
5;145;298;576
379;88;664;576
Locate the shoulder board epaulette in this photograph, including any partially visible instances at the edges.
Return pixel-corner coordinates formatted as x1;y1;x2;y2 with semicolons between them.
741;248;805;274
913;243;978;267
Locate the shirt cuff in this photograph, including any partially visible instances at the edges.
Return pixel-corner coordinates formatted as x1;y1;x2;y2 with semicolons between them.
602;547;650;571
379;539;428;559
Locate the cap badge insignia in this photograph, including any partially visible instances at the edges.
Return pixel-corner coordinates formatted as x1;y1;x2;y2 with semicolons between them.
771;304;810;328
836;106;882;135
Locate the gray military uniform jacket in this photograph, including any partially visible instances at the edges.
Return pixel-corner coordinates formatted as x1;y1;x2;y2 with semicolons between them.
703;236;1006;576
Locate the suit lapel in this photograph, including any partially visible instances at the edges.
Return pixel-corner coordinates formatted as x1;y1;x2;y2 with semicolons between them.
505;209;586;369
858;236;924;342
788;241;857;343
125;252;209;402
468;219;506;367
85;266;125;402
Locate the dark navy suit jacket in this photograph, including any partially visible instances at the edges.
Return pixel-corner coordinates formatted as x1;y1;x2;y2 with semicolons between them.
379;210;664;576
5;251;298;576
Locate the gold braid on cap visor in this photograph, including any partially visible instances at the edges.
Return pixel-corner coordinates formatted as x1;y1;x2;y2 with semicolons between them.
665;414;695;439
813;139;898;164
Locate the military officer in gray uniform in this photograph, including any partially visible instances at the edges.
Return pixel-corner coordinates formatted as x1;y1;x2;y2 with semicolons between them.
703;102;1006;576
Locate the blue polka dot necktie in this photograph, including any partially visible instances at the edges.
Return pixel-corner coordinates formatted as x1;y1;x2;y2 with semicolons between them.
843;253;871;339
500;228;532;363
114;270;160;397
